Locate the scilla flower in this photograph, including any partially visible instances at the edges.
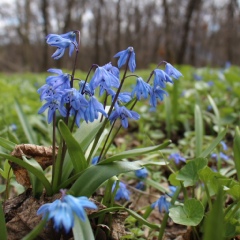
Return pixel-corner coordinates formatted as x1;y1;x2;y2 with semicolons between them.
46;31;77;59
37;189;97;233
168;153;186;164
109;105;140;128
165;63;183;79
151;195;171;213
114;47;136;72
135;167;148;178
112;181;130;201
131;77;152;100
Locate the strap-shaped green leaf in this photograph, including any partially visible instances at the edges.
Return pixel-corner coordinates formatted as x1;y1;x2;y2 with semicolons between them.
90;206;160;230
0;137;16;151
99;140;171;164
58;120;87;172
69;161;142;197
233;127;240;181
0;152;52;196
15;99;37;144
199;128;227;158
72;214;95;240
195;104;203;157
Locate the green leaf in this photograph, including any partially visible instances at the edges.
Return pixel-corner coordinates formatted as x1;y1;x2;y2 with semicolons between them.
145;178;169;193
207;95;221;132
168;172;181;187
0;202;7;240
176;158;208;187
233;127;240;181
195;104;203;157
169;199;204;226
15;99;37;144
203;188;224;240
22;157;43;198
99;140;171;164
72;214;95;240
90;206;160;230
69;161;142;197
0;160;13;179
227;185;240;200
58;120;87;172
74;120;103;152
0;152;52;196
199;166;235;196
199;128;227;158
0;137;16;151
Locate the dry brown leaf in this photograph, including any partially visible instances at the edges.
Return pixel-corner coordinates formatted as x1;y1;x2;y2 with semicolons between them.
10;144;58;187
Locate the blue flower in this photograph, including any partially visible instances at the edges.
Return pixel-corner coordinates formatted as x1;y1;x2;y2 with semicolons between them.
165;63;183;79
103;62;120;78
84;96;107;123
79;81;94;96
60;88;88;111
112;182;130;201
207;81;214;87
109;105;140;128
153;69;173;88
149;86;168;108
37;190;97;233
135;168;148;179
38;93;67;123
91;156;99;165
114;47;136;72
220;141;228;151
168;186;177;196
37;84;56;101
168;153;186;164
110;92;132;104
46;31;77;59
46;69;70;90
211;152;229;161
193;73;202;81
9;124;17;131
131;77;152;100
151;195;171;213
89;67;119;94
135;181;146;191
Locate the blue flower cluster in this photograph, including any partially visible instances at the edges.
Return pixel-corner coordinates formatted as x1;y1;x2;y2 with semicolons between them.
38;31;182;129
37;190;97;233
151;195;171;213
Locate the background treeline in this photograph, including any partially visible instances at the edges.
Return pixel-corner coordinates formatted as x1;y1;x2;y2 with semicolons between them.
0;0;239;72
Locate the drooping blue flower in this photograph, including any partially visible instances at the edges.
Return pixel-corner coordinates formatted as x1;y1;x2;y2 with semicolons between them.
135;181;146;191
153;69;173;89
149;86;168;108
220;141;228;151
109;105;140;128
79;81;94;96
46;31;77;59
89;67;119;94
165;63;183;79
37;84;56;101
211;152;229;161
38;95;67;123
168;186;177;197
37;190;97;233
103;62;120;78
135;168;148;179
60;88;88;112
84;96;107;123
91;156;99;165
131;77;152;100
151;195;171;213
110;91;132;104
46;69;70;90
112;182;130;201
168;153;186;164
114;47;136;72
